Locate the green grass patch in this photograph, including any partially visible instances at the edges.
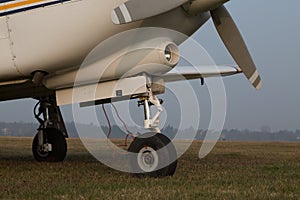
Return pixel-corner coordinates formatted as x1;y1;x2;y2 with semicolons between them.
0;137;299;199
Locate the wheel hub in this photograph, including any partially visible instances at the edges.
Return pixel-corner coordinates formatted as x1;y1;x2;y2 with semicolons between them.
137;146;159;172
143;151;155;165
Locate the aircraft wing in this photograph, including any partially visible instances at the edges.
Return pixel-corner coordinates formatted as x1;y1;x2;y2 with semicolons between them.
0;79;53;101
163;65;242;82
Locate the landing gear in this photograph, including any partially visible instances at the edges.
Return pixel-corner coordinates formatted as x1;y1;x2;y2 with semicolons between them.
128;133;177;177
32;96;68;162
128;78;177;177
32;128;67;162
156;133;177;176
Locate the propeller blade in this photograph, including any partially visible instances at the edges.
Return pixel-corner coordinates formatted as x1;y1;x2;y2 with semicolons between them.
111;0;189;24
211;6;262;90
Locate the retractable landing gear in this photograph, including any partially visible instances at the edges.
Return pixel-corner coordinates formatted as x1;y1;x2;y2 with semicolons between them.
128;85;177;177
32;96;67;162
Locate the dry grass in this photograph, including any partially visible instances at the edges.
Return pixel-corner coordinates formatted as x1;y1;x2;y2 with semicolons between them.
0;137;299;199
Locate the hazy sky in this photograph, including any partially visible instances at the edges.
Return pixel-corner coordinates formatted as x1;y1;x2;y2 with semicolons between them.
0;0;299;131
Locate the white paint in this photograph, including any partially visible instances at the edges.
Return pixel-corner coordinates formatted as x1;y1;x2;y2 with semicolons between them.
0;0;209;85
119;3;132;23
256;80;262;90
249;70;259;84
0;17;8;39
0;39;18;79
56;75;148;105
111;10;120;24
137;146;159;172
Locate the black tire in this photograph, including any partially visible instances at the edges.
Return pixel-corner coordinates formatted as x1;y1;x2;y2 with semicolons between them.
32;128;67;162
156;133;177;176
128;133;175;177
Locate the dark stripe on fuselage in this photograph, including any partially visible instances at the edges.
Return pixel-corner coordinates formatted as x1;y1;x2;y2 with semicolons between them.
0;0;71;17
0;0;15;3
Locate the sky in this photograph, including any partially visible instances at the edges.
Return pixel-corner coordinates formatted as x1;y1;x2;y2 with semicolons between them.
0;0;299;131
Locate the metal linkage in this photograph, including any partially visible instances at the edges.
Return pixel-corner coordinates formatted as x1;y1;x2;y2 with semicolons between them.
34;99;51;152
138;87;163;133
34;96;67;136
33;96;68;152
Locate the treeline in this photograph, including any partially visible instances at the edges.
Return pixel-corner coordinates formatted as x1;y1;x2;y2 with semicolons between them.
0;122;299;142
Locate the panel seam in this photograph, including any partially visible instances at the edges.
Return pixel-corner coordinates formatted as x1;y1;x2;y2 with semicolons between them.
5;15;24;76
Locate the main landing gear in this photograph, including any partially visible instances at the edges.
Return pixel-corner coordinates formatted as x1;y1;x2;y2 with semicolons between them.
30;76;178;177
32;96;67;162
128;85;177;177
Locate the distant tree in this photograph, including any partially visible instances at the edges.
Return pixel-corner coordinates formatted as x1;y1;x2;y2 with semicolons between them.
261;125;271;133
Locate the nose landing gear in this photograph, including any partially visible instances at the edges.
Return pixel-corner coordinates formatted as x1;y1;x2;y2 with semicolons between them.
128;133;177;177
128;85;177;177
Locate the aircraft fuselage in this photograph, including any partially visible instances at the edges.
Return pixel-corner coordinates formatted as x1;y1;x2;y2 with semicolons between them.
0;0;209;83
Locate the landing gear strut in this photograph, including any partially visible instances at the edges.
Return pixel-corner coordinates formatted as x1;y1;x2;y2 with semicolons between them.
32;96;67;162
128;79;177;177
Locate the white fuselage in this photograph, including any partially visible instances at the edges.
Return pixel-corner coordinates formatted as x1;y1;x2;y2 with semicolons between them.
0;0;208;83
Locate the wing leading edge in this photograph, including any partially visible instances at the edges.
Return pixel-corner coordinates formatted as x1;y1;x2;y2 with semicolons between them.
163;65;242;83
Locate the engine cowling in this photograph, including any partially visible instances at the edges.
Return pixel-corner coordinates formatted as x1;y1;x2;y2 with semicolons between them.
44;38;180;89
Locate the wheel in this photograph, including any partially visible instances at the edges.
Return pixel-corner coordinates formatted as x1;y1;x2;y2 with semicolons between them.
32;128;67;162
128;133;177;177
156;133;177;176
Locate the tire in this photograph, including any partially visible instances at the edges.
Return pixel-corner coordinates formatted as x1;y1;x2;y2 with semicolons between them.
128;133;176;177
156;133;177;176
32;128;67;162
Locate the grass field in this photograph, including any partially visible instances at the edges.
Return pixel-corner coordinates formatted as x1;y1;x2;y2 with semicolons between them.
0;137;299;199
